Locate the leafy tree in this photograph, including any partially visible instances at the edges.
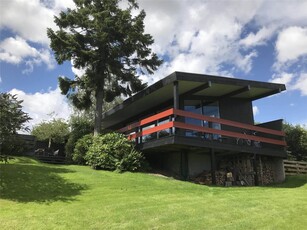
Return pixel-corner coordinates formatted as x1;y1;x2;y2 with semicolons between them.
32;119;70;149
47;0;162;135
65;115;93;159
283;123;307;161
0;93;31;155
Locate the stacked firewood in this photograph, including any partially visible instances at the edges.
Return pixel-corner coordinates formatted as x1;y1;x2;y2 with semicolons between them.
192;171;212;185
219;155;255;185
257;157;274;185
192;155;276;186
192;170;226;186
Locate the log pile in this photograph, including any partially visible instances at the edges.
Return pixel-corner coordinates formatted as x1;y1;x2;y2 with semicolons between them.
218;155;255;186
192;171;212;185
192;170;226;186
192;155;276;186
257;156;274;185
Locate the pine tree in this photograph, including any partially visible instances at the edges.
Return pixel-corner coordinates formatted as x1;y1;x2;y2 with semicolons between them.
47;0;162;135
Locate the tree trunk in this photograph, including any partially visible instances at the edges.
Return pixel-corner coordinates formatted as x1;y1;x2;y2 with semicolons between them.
48;137;52;149
94;89;104;136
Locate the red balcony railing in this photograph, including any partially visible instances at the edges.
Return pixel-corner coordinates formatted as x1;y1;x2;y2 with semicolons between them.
118;108;287;148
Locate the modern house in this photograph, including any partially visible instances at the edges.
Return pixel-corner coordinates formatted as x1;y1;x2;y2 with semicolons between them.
101;72;287;186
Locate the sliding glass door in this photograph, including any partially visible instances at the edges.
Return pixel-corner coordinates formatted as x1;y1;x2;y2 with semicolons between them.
184;100;221;139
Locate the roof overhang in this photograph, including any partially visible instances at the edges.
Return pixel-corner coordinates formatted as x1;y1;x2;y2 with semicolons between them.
102;72;286;129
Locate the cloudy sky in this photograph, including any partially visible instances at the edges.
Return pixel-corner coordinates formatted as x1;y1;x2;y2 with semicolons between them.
0;0;307;131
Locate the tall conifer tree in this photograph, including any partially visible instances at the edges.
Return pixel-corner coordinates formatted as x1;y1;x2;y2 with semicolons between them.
47;0;162;135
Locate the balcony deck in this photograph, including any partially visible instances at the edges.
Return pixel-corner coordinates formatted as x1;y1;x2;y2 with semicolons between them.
118;108;287;157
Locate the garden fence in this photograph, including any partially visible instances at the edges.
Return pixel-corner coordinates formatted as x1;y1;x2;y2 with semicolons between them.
283;160;307;175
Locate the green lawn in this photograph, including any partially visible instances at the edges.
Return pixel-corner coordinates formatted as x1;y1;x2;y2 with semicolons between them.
1;157;307;230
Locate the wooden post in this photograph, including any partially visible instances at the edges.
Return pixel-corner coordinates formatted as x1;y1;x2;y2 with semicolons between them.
156;118;159;139
137;126;142;144
169;115;173;135
210;148;216;185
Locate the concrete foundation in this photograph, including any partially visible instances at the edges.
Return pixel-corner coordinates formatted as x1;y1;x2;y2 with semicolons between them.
147;151;285;185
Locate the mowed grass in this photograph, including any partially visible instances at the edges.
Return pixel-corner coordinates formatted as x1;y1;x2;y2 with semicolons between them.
0;157;307;230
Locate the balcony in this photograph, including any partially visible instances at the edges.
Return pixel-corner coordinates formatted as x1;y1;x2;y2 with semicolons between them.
118;108;287;157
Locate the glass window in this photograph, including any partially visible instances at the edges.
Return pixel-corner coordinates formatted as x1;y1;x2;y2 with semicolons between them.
184;100;202;137
184;100;221;139
203;102;221;140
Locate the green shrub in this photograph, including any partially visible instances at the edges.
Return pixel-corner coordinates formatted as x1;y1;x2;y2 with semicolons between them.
72;134;93;165
85;132;144;172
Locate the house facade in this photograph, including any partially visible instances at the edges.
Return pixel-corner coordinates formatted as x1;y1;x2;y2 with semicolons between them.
101;72;287;185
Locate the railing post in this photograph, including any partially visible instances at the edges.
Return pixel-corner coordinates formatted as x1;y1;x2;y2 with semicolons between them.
156;119;159;139
169;115;173;135
137;126;142;144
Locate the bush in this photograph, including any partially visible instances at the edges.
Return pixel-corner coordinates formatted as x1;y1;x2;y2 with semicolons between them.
85;132;144;172
72;134;93;165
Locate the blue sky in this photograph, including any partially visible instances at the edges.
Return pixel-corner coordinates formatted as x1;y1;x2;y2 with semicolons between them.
0;0;307;131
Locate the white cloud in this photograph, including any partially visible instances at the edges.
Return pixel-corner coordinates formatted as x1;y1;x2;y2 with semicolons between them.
137;0;307;100
0;0;75;74
0;0;74;45
292;73;307;96
240;26;275;47
270;72;295;85
0;0;54;45
0;36;36;64
253;106;259;116
9;87;72;132
275;27;307;64
52;0;75;11
0;36;55;73
136;0;266;83
255;0;307;27
270;72;307;96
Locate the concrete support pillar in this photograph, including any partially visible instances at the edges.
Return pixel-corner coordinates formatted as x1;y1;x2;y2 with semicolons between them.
272;157;286;183
180;151;189;181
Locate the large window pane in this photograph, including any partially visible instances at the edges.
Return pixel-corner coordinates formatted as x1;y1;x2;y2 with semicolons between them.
184;100;202;137
203;102;221;140
183;100;221;139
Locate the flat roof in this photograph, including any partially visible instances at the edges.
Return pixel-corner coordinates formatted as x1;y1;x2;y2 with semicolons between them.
102;71;286;129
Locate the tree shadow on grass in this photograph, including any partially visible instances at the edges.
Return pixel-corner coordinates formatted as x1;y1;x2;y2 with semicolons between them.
11;156;39;164
0;164;87;203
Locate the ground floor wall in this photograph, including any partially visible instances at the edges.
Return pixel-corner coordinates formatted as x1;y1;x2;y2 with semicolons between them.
146;151;211;178
146;150;285;186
